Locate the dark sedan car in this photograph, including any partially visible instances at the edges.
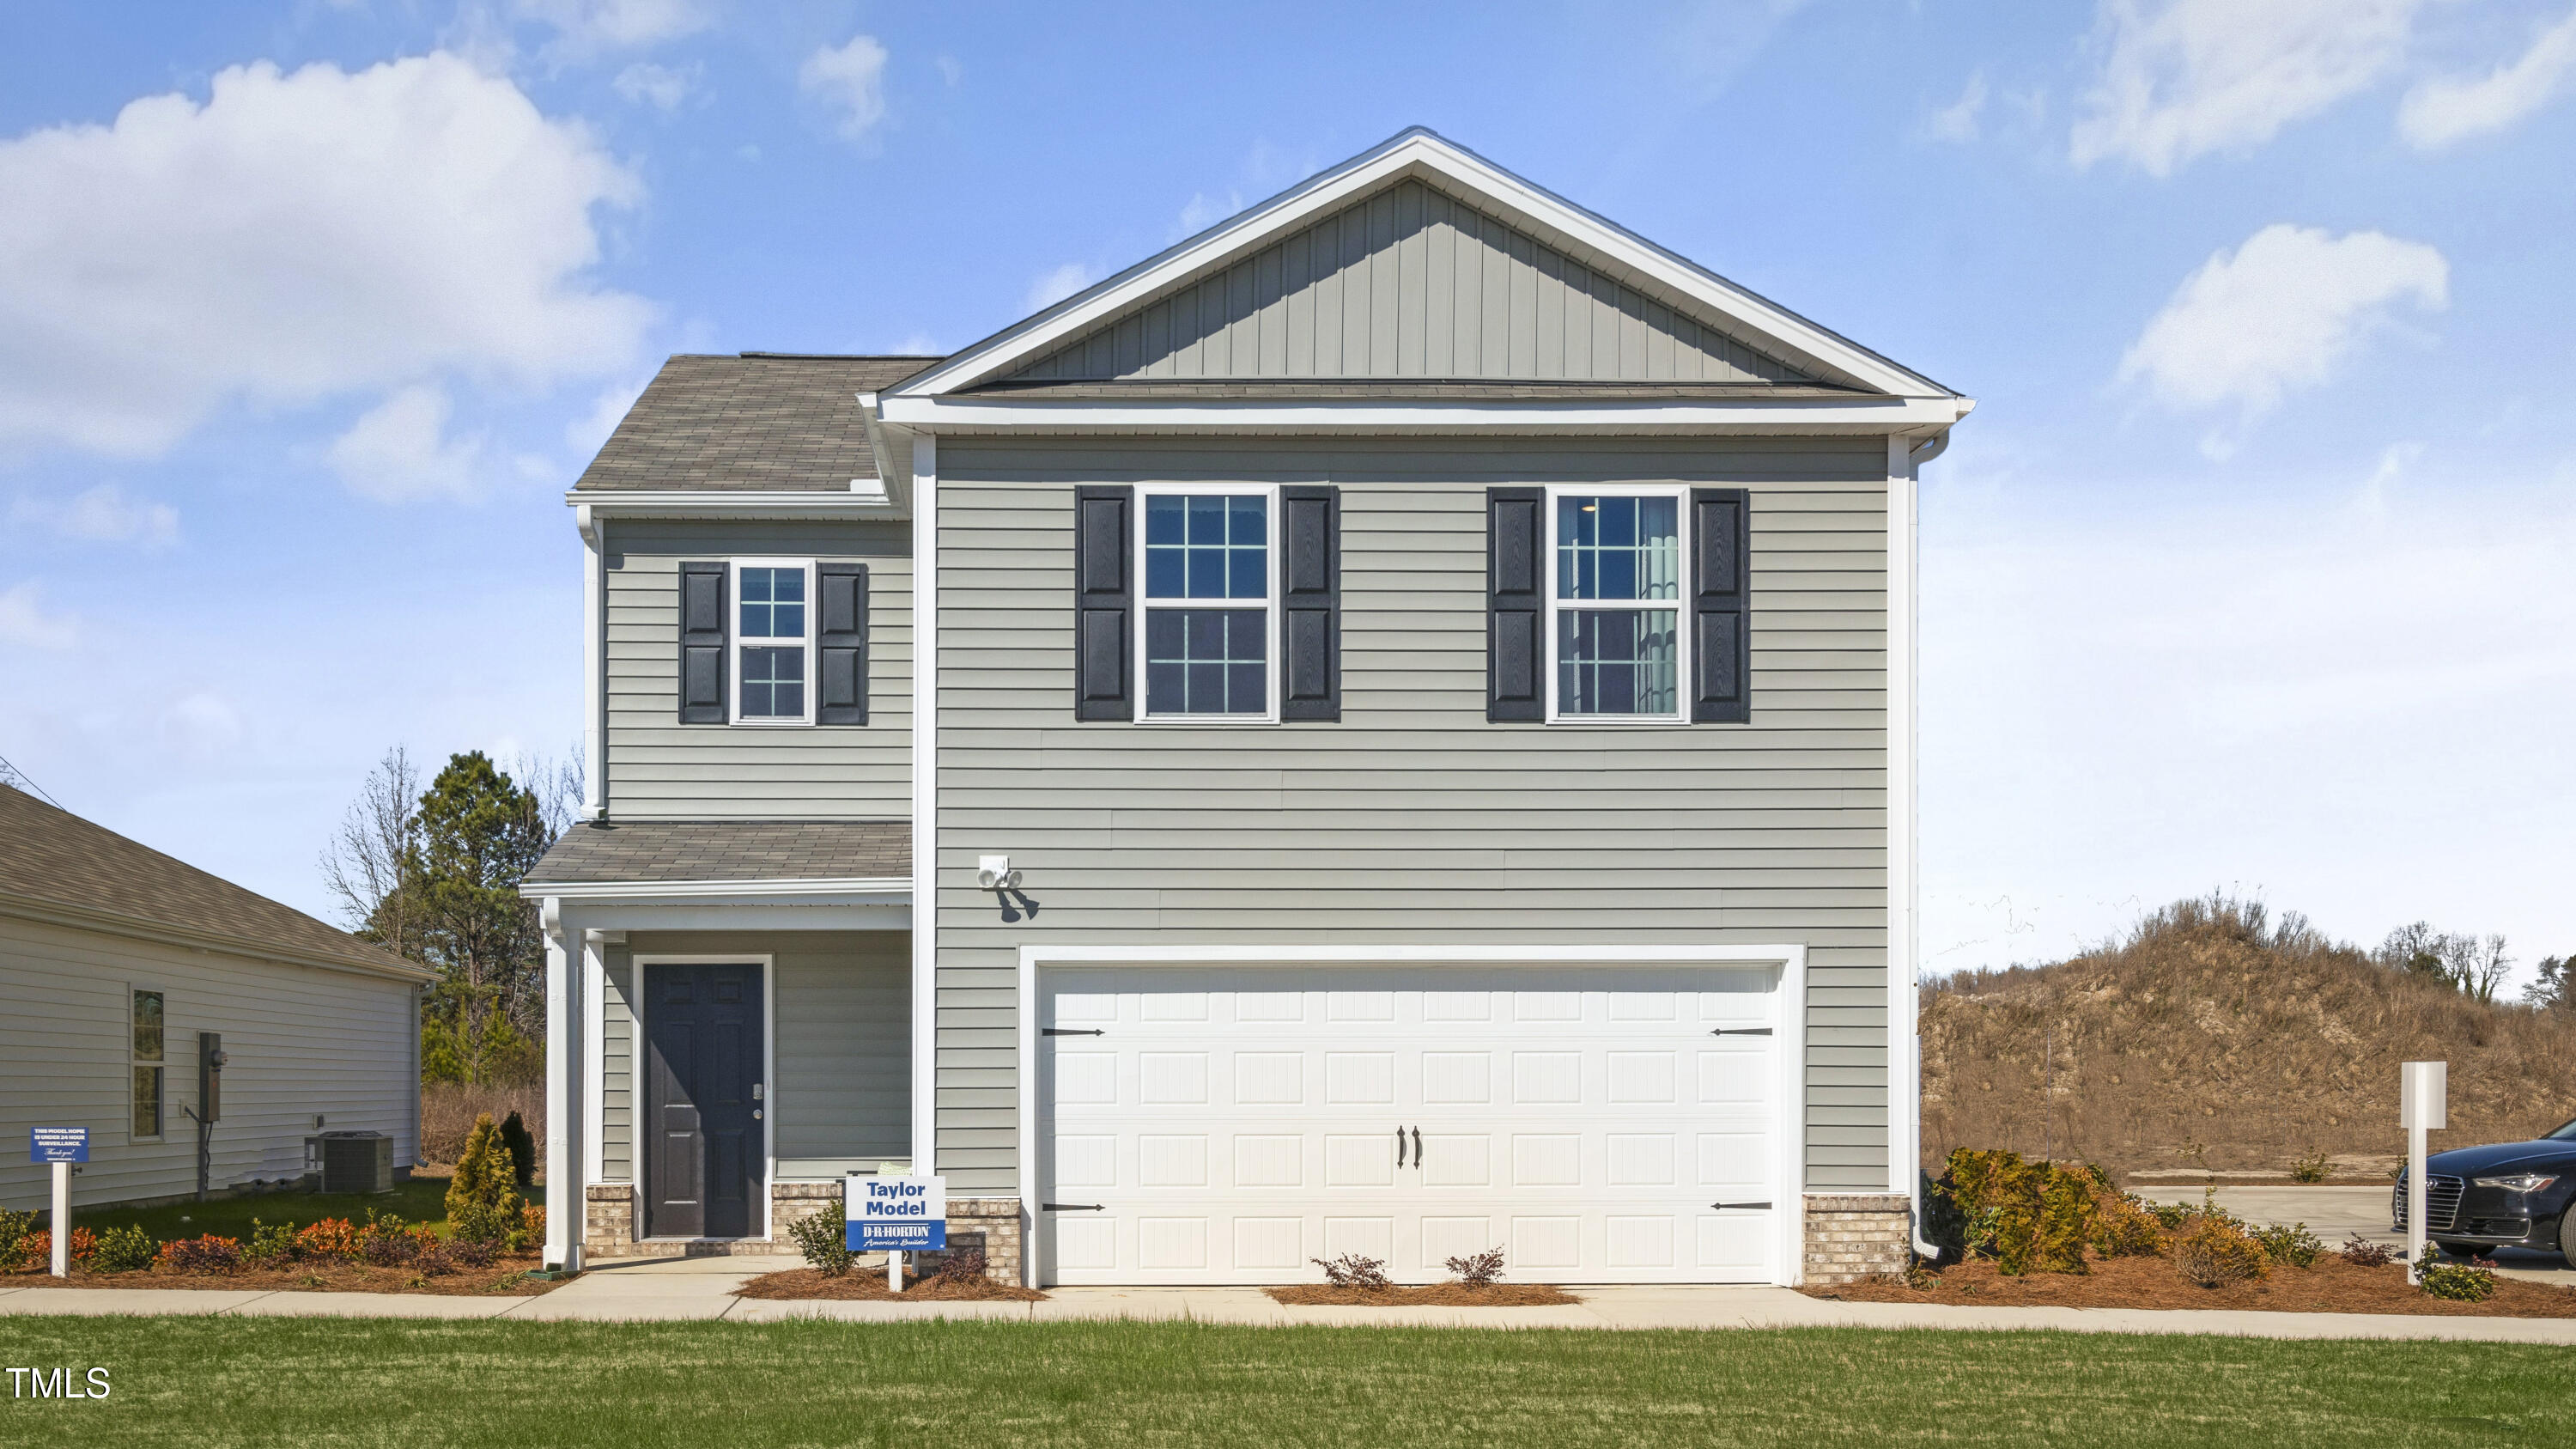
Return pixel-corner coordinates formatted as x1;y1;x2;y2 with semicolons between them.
2394;1117;2576;1261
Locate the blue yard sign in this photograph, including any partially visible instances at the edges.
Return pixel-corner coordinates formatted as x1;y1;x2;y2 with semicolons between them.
846;1173;947;1252
30;1126;88;1164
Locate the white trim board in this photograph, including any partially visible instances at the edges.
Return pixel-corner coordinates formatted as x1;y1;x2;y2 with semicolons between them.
877;396;1973;436
529;877;908;900
630;953;777;1243
1012;942;1809;1288
890;129;1961;404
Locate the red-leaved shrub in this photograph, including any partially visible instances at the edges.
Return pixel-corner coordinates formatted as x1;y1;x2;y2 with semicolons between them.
158;1235;245;1274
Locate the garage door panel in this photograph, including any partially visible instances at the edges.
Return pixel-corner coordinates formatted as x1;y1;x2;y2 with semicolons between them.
1418;1133;1490;1187
1233;1217;1303;1269
1323;1217;1393;1262
1323;1133;1395;1186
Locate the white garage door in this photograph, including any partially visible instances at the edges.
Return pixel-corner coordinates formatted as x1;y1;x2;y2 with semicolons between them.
1034;965;1786;1286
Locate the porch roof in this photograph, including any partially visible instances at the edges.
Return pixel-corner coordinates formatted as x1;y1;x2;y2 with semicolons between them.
523;819;909;890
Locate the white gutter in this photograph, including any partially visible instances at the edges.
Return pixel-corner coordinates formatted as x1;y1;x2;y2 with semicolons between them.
516;876;909;902
878;394;1975;435
564;488;896;521
575;503;607;820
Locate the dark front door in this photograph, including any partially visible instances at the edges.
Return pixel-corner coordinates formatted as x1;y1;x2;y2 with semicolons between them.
643;963;763;1239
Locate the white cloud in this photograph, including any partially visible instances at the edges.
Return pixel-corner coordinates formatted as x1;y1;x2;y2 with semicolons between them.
611;61;698;111
0;54;651;460
1024;263;1097;313
2398;8;2576;149
1176;191;1242;236
514;0;714;56
2118;224;2447;425
2071;0;2426;175
327;385;489;502
1923;71;1989;143
0;582;77;649
567;374;649;453
800;34;889;142
10;484;179;548
161;691;245;761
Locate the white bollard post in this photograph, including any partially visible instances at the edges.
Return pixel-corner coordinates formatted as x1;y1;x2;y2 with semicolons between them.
50;1159;70;1277
2401;1061;2446;1286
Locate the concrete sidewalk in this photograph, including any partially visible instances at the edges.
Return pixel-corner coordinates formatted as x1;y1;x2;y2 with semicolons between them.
5;1257;2573;1342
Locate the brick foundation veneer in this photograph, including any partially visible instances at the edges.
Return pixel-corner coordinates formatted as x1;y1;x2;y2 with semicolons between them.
1803;1194;1912;1285
580;1181;1024;1282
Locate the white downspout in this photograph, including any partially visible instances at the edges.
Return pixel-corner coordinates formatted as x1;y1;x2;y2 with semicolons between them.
576;503;607;821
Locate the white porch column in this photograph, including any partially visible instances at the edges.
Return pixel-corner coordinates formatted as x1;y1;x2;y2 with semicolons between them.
541;897;585;1271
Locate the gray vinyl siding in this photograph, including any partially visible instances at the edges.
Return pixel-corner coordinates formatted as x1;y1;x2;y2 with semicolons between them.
604;520;912;820
932;437;1891;1196
611;931;909;1184
600;952;634;1182
1009;180;1820;386
0;912;421;1212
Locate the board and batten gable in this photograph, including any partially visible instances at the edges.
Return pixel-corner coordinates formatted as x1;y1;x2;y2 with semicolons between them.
603;519;912;819
931;435;1891;1196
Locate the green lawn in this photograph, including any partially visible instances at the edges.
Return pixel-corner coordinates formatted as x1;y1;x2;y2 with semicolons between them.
0;1318;2563;1446
35;1178;543;1245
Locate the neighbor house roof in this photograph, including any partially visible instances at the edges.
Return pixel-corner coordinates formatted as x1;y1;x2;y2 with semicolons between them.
522;819;910;887
574;354;944;493
0;786;429;982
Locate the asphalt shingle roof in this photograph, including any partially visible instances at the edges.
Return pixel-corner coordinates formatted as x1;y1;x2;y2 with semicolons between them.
0;786;425;978
524;819;910;886
574;354;944;493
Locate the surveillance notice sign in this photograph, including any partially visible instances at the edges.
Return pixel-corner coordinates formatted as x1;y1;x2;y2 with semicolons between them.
845;1173;946;1252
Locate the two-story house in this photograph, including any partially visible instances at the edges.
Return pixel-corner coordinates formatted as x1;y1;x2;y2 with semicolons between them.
526;129;1969;1288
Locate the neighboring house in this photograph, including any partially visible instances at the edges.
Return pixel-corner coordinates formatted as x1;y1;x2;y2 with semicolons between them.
0;787;433;1213
526;130;1970;1287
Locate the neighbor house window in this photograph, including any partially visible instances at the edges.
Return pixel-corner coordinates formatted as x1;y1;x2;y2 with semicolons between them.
1549;488;1686;721
131;989;164;1140
1139;486;1275;721
732;560;812;724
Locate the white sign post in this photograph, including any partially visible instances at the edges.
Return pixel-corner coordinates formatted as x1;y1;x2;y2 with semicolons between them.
847;1173;947;1293
2400;1061;2446;1285
30;1127;89;1278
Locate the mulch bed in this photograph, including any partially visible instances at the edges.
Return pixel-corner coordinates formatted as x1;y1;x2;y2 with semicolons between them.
7;1262;562;1296
734;1268;1048;1302
1264;1283;1580;1307
1806;1254;2576;1318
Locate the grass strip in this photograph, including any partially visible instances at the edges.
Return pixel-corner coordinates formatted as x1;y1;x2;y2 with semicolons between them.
1;1317;2568;1446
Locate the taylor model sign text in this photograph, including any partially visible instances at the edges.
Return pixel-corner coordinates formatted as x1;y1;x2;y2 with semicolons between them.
845;1173;947;1252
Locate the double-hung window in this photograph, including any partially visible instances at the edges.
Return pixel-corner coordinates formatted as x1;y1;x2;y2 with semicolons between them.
1138;484;1276;721
1547;485;1688;721
131;989;164;1141
732;560;813;725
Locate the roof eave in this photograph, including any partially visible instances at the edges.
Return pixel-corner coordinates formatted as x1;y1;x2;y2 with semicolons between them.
0;890;436;986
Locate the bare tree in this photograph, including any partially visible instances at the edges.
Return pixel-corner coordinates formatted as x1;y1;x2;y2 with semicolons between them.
2377;922;2512;1003
513;744;587;840
320;746;422;957
2528;957;2575;1014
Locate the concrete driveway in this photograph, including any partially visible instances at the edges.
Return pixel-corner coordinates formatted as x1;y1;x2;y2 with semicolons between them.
2135;1185;2575;1286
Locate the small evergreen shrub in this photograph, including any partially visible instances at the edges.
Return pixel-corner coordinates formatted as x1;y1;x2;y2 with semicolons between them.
785;1192;854;1276
1935;1148;2106;1275
1311;1253;1392;1291
91;1225;159;1274
2251;1221;2323;1269
243;1221;298;1268
0;1209;34;1270
357;1212;431;1266
1444;1246;1507;1288
498;1111;538;1190
515;1203;545;1253
2339;1235;2396;1267
2290;1150;2332;1184
445;1114;526;1245
2418;1261;2495;1300
18;1229;98;1268
2172;1215;2268;1287
159;1234;244;1274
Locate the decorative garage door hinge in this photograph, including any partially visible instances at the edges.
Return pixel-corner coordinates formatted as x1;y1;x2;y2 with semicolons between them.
1709;1027;1773;1035
1042;1202;1104;1212
1042;1027;1105;1036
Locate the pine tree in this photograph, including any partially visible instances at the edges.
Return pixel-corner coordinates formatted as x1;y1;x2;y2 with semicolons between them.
446;1113;524;1245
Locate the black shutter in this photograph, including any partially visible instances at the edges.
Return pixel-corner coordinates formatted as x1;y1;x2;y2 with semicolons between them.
1691;488;1751;723
1073;485;1134;721
678;561;727;724
1279;484;1340;721
1487;488;1545;721
817;561;869;725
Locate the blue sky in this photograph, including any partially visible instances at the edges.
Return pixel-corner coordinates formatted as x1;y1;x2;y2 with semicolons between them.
2;1;2570;980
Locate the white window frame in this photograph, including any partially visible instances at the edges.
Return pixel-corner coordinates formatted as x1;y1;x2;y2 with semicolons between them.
728;557;817;728
1543;482;1692;726
1133;481;1280;726
130;985;166;1143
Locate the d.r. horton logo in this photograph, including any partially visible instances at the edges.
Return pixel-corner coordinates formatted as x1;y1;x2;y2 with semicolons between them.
9;1367;112;1399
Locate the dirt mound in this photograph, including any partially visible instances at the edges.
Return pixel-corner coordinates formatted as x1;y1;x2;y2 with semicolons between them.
1922;896;2576;1179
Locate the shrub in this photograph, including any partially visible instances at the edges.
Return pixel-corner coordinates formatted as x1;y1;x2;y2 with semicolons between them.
448;1237;499;1270
499;1111;538;1190
2087;1189;2166;1259
2339;1235;2396;1267
1935;1148;2104;1275
244;1221;298;1268
159;1234;244;1274
357;1213;431;1266
2419;1260;2496;1301
412;1234;456;1277
785;1192;853;1276
445;1114;525;1245
91;1225;159;1274
1311;1253;1392;1291
931;1245;989;1283
2290;1150;2331;1184
0;1209;34;1270
2251;1221;2323;1269
1444;1246;1507;1288
18;1229;98;1269
516;1203;545;1254
296;1218;359;1260
2172;1214;2267;1287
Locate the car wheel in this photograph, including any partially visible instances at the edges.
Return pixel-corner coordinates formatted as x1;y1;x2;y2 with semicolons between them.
2558;1211;2575;1268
